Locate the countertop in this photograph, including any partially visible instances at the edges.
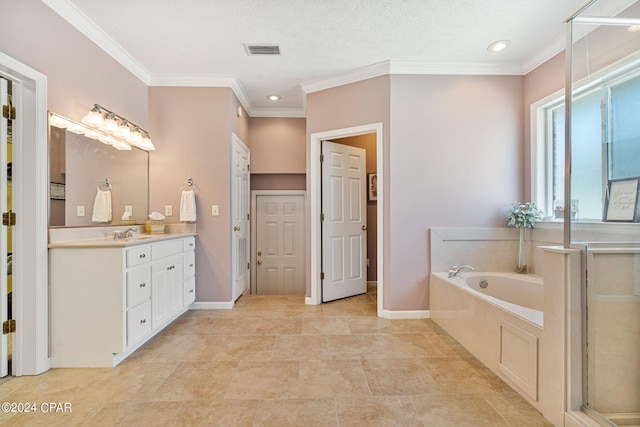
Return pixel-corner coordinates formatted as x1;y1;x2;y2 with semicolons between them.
48;232;196;249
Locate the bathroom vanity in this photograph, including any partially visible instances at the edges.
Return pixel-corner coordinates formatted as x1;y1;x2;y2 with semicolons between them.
48;230;196;367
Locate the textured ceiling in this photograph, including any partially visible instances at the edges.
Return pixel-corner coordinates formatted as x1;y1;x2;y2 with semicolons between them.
44;0;634;116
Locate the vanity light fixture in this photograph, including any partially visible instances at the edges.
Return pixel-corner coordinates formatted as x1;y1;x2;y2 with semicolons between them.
487;40;511;53
79;104;155;151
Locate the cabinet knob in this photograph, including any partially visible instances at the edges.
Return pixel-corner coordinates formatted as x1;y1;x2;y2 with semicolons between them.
139;253;146;259
140;283;146;288
140;319;146;324
189;264;194;267
189;289;194;293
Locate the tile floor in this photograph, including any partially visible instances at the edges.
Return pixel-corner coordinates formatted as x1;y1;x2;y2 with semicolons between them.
0;288;552;426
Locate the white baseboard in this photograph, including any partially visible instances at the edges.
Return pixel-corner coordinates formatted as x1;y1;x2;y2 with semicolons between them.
305;296;320;306
189;301;234;310
381;310;430;319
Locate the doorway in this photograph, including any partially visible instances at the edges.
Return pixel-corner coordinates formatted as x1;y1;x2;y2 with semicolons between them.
231;133;250;302
309;123;384;316
1;76;12;377
251;191;306;295
0;51;49;376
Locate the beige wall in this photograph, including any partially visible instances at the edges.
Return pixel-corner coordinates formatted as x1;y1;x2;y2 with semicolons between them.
249;117;306;173
0;0;148;127
388;74;524;310
149;87;249;303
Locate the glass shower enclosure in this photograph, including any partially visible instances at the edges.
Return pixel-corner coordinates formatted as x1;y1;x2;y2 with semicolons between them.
565;1;640;426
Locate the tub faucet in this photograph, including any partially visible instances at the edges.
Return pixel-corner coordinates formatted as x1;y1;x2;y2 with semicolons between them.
448;264;474;278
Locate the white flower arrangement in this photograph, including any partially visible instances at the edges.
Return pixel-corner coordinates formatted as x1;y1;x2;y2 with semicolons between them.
507;202;544;229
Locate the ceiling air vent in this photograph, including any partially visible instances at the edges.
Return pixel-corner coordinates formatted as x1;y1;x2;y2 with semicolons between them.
244;44;281;55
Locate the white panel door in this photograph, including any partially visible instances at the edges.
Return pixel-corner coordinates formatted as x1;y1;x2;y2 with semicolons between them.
231;134;250;301
0;77;9;378
255;195;305;294
321;141;367;302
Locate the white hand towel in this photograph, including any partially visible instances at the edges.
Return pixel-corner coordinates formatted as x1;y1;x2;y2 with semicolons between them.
180;189;197;222
92;189;112;223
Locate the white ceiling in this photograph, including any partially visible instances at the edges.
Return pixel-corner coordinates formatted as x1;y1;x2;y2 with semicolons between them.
42;0;633;117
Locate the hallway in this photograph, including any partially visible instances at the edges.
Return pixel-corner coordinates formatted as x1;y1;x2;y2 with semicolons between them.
0;287;550;426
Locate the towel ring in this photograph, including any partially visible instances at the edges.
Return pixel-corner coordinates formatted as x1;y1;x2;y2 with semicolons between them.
98;178;112;191
181;178;194;190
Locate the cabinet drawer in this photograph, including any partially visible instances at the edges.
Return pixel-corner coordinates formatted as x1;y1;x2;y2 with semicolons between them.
184;276;196;307
127;300;151;347
184;251;195;279
126;265;151;308
152;239;183;260
126;245;150;267
183;237;196;252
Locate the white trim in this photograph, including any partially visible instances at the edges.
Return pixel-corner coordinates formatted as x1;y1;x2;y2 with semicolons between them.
189;302;235;310
250;190;307;295
40;0;151;84
0;50;50;375
301;61;391;94
250;108;306;118
309;123;384;318
523;37;566;74
231;133;250;302
381;310;431;320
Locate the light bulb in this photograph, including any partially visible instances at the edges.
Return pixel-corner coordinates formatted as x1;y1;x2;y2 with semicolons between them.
128;128;143;146
115;121;131;139
81;108;104;127
101;114;118;133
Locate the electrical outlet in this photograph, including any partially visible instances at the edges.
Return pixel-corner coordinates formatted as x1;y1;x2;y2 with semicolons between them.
77;206;85;217
165;205;173;216
211;205;219;216
124;205;133;214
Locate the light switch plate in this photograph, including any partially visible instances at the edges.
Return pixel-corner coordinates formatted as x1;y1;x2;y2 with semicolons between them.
211;205;219;216
165;205;173;216
77;206;85;217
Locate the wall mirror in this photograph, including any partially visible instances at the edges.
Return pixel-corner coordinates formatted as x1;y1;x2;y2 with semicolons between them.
49;119;149;227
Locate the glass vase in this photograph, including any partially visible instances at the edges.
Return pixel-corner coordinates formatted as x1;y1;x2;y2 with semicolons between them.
517;228;527;273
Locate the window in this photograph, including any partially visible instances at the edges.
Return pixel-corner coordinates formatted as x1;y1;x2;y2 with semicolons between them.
536;68;640;221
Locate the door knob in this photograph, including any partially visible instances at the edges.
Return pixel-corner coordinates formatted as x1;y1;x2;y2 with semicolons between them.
234;226;240;231
362;225;368;230
257;260;263;265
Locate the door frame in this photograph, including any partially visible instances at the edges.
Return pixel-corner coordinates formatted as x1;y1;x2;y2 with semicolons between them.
0;51;49;375
309;123;384;317
250;190;306;294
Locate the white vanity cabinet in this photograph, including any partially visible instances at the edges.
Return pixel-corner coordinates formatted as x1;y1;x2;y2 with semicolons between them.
49;234;196;368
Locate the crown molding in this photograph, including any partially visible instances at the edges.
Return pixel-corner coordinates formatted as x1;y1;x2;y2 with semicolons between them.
389;60;525;75
41;0;152;84
523;36;566;74
301;61;391;94
250;107;306;118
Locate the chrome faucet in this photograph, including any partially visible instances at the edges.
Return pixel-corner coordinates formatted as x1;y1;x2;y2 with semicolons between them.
113;228;138;240
448;264;474;278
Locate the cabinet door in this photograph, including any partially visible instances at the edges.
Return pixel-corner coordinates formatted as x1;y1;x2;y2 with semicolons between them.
151;255;183;327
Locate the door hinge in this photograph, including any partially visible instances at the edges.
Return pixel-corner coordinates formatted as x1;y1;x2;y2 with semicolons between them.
320;213;325;221
2;319;16;335
320;154;324;163
247;213;250;220
320;272;325;280
2;99;16;120
247;164;250;172
247;262;250;270
2;211;16;226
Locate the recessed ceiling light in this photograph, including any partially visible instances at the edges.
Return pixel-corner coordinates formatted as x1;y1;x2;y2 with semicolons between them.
267;94;281;101
487;40;511;53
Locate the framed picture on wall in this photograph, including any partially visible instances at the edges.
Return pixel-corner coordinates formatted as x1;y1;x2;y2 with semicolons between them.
368;173;377;201
603;177;639;222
